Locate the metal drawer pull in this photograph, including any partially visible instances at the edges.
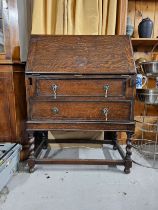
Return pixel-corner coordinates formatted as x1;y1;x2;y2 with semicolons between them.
102;108;109;121
52;84;58;99
52;107;59;114
103;85;109;98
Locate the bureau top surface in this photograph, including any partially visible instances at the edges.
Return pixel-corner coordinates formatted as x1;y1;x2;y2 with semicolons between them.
26;35;136;75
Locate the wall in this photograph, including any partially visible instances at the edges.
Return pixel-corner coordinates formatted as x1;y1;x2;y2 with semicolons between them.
17;0;33;62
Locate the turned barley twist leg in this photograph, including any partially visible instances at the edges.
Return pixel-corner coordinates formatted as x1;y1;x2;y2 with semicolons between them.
124;132;134;174
28;131;35;173
43;131;48;149
113;131;118;150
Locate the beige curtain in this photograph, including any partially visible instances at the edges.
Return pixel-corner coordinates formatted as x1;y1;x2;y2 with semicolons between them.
32;0;117;35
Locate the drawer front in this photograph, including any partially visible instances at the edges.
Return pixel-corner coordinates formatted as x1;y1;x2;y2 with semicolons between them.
36;78;127;98
30;101;132;121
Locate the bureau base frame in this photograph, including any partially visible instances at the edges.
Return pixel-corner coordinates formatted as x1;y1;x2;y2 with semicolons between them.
27;131;134;174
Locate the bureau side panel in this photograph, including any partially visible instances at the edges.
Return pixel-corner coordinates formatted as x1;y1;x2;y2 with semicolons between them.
0;71;13;141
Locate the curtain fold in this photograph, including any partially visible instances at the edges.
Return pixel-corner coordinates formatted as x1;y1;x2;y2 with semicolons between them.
32;0;118;35
107;0;117;35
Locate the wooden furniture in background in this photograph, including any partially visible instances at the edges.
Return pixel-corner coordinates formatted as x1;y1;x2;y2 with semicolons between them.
128;0;158;117
126;0;158;59
128;0;158;39
0;0;27;152
116;0;158;143
117;0;158;61
25;35;136;174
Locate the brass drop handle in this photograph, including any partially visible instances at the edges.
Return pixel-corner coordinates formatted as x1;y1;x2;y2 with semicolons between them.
52;107;59;114
52;84;58;99
103;85;109;98
102;108;109;121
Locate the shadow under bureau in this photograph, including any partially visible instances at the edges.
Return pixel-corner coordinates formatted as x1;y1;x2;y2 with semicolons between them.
25;35;136;173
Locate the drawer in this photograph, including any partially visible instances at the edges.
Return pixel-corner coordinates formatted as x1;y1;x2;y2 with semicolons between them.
30;101;132;121
35;78;128;98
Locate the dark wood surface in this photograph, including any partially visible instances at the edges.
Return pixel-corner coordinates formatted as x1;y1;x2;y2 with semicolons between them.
0;71;13;140
26;121;135;132
37;78;125;97
30;101;132;121
0;0;27;152
26;35;136;173
26;35;135;75
25;75;134;99
0;64;26;143
12;64;27;142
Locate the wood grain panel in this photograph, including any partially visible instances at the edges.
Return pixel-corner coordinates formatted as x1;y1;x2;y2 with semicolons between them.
0;93;12;140
129;0;156;38
8;0;20;61
31;101;131;121
154;1;158;38
26;121;135;132
0;73;12;141
0;65;26;143
128;0;136;28
135;0;144;38
26;35;135;75
13;64;27;141
37;78;126;97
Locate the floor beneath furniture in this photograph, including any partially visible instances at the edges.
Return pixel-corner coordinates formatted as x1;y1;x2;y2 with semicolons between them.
0;145;158;210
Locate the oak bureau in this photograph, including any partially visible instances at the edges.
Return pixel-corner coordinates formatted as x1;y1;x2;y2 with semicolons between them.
25;35;136;173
